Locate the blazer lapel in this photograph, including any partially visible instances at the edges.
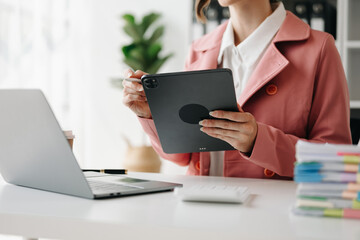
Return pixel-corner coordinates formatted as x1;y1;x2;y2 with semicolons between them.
238;44;289;106
190;48;220;70
188;22;228;70
187;12;311;107
238;11;311;107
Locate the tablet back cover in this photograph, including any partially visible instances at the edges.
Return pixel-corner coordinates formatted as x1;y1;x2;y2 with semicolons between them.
142;69;238;154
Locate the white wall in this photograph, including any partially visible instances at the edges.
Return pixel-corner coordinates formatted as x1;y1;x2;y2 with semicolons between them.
72;0;193;174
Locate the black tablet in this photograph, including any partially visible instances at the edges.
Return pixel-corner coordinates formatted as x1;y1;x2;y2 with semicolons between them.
141;68;238;154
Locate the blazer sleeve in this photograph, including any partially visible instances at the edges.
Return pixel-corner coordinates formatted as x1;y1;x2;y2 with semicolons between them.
136;45;199;167
240;35;352;177
137;117;191;166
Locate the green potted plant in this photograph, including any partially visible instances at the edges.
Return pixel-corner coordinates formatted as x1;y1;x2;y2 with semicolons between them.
116;12;173;173
112;12;173;88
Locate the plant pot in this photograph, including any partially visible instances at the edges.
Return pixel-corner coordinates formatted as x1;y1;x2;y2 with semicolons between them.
123;145;161;173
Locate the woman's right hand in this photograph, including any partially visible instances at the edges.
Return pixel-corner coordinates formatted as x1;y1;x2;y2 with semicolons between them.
122;69;152;119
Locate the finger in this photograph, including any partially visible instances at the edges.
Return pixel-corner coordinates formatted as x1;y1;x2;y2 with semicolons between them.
202;131;241;149
123;79;144;92
202;131;251;152
199;119;238;131
200;119;253;134
123;86;146;96
123;68;148;81
201;127;242;139
209;110;252;122
133;70;149;78
123;94;147;103
124;69;135;78
237;103;244;113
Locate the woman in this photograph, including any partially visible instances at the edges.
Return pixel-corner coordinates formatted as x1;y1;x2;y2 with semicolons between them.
122;0;351;179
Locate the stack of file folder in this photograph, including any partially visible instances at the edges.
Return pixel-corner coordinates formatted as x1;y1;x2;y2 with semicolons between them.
293;140;360;219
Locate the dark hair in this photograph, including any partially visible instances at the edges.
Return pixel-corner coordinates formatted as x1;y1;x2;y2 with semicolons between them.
195;0;281;23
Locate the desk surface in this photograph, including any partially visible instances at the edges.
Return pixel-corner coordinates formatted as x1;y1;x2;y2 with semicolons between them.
0;172;359;240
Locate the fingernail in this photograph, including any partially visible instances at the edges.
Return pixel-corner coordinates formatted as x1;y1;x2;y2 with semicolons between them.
127;71;133;78
209;111;215;116
199;120;203;125
200;127;204;132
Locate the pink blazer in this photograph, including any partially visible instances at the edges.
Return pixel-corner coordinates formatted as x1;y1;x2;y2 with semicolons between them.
138;11;352;179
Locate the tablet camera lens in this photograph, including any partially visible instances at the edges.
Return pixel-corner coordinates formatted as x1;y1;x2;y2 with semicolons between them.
144;78;158;89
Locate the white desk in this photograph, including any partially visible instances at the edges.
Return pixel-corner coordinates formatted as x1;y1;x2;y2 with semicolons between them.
0;173;359;240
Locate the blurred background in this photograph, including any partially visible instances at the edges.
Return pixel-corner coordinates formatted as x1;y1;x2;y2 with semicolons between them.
0;0;193;175
0;0;359;177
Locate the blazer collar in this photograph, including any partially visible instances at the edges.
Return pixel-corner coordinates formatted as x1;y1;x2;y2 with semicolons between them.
238;12;310;106
273;11;310;43
191;11;311;106
193;21;227;52
193;11;310;52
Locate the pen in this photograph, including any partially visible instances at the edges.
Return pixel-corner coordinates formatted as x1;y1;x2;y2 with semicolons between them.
82;169;127;174
122;77;141;83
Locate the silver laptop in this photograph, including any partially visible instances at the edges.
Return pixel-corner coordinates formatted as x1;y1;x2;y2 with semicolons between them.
0;89;182;199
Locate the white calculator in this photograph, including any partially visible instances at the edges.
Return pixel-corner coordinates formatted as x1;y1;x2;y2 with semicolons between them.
174;185;250;203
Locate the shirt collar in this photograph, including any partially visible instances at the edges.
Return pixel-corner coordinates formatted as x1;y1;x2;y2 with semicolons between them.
217;2;286;65
217;20;234;64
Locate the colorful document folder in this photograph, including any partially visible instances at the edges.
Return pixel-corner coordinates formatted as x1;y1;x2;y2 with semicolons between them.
296;140;360;164
294;171;360;183
298;183;360;191
293;141;360;220
296;197;360;209
295;162;359;172
297;189;359;200
292;207;360;219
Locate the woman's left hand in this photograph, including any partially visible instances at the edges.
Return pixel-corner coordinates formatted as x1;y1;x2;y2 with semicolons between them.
199;109;258;154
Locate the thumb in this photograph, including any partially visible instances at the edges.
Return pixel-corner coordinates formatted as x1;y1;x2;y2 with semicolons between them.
124;68;135;78
237;103;244;113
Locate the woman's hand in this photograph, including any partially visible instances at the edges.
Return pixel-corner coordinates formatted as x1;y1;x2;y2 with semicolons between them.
199;107;258;153
122;69;152;119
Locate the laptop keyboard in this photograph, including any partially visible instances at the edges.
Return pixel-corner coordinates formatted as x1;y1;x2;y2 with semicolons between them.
88;180;138;194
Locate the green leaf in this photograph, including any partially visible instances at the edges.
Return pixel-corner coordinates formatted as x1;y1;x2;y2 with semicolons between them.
148;26;164;44
147;43;162;60
123;24;142;41
118;12;174;80
122;44;136;58
129;48;146;63
122;14;135;24
141;13;160;35
124;58;144;72
146;53;173;74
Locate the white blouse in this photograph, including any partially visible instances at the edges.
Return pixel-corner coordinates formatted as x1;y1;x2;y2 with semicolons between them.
209;2;286;176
